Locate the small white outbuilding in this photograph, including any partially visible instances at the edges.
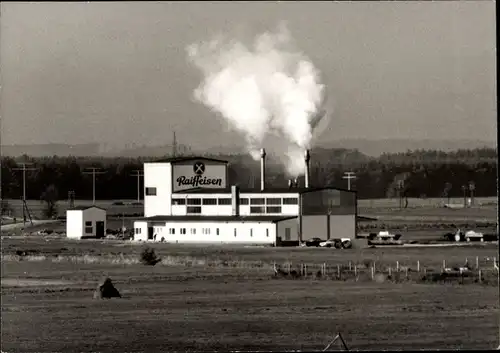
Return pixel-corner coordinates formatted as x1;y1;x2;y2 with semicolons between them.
66;206;106;239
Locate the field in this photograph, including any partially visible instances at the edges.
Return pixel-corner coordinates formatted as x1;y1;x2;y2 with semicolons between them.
2;237;500;351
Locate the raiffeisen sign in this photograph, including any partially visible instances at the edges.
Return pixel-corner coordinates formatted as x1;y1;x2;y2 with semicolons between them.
172;160;227;192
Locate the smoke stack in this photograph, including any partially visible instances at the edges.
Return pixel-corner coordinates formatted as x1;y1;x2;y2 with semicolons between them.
304;149;311;188
231;185;240;216
260;148;266;191
293;178;299;188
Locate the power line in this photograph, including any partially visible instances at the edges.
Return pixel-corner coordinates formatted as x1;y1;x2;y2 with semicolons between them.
342;171;357;191
83;168;106;205
130;170;144;203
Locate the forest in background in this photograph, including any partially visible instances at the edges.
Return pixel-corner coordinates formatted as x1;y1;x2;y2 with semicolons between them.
0;147;497;201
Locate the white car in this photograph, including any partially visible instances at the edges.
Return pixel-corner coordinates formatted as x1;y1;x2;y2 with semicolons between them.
319;238;353;249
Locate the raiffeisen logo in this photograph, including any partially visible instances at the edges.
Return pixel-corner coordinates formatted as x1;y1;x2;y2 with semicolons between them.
176;161;223;188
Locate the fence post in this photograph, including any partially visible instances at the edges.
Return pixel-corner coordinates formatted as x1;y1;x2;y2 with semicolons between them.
405;267;409;280
354;265;357;278
349;261;352;271
304;264;307;277
442;259;446;270
371;266;374;280
288;262;291;274
476;256;479;269
396;261;399;272
337;264;341;280
478;269;482;284
417;260;420;272
493;257;496;269
388;267;392;277
323;263;327;276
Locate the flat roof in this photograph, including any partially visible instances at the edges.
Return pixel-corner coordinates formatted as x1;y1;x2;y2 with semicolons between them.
136;215;297;223
67;206;106;211
172;186;355;195
149;156;228;164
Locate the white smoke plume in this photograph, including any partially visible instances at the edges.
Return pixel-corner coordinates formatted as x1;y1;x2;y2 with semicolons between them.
187;24;328;177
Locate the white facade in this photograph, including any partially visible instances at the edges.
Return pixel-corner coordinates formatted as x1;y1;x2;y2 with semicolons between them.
133;219;277;244
66;206;106;239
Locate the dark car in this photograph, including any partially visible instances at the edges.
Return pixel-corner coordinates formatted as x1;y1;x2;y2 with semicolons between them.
305;237;322;247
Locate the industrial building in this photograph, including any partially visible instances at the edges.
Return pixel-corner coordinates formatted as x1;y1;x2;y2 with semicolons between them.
133;149;357;245
66;206;106;239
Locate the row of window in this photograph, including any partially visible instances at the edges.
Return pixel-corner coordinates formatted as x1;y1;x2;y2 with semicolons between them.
171;197;298;206
184;206;283;214
136;227;270;238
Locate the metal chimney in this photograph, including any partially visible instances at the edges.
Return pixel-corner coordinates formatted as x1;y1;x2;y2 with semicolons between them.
260;148;266;191
304;149;311;188
288;179;293;189
231;185;240;216
293;178;299;188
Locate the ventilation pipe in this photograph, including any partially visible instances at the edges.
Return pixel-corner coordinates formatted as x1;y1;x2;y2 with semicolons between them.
288;179;293;189
260;148;266;191
231;185;240;217
304;149;311;188
293;178;299;188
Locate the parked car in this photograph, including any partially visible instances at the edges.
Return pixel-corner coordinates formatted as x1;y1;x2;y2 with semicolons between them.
319;238;352;249
305;237;323;247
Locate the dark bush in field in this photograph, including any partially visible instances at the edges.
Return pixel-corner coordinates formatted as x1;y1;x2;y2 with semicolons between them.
140;247;161;266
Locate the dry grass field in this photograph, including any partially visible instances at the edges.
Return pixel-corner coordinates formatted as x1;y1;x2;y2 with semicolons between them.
2;237;499;351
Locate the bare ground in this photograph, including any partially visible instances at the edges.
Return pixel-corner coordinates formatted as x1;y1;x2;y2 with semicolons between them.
2;249;499;352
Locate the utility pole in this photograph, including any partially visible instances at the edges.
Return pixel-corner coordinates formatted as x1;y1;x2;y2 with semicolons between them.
83;168;106;205
130;170;144;203
172;130;177;157
13;163;37;225
342;171;357;191
461;185;467;208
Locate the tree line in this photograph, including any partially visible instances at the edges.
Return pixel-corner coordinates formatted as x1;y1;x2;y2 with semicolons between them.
0;148;497;202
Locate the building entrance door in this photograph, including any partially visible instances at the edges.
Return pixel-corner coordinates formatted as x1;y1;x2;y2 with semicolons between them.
96;221;105;239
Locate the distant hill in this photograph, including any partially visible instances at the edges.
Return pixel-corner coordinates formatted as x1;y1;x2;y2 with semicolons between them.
1;139;495;158
0;143;101;157
324;139;497;157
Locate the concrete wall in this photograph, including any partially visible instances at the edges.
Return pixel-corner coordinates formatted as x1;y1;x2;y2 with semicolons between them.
66;211;83;239
133;221;149;241
66;207;106;239
132;220;277;244
81;208;106;238
144;163;172;217
275;214;356;242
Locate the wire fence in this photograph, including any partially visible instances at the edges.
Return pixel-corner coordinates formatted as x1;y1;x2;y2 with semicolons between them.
272;256;499;285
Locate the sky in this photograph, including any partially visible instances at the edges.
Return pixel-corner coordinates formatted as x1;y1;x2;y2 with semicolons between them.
0;1;496;151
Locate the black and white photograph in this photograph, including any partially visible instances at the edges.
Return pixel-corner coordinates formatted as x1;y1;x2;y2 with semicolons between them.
0;1;497;351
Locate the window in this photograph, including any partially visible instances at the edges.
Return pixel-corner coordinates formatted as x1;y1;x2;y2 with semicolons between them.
190;228;196;235
172;198;186;205
145;187;157;196
266;229;269;237
250;228;253;237
240;198;249;205
169;228;175;235
250;206;265;214
266;198;281;205
216;228;220;236
250;198;265;205
266;206;282;214
218;198;232;205
202;198;217;205
187;198;201;205
85;226;93;234
234;228;237;237
202;228;211;235
180;228;187;235
285;228;291;241
283;197;298;205
187;206;201;214
85;221;92;226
